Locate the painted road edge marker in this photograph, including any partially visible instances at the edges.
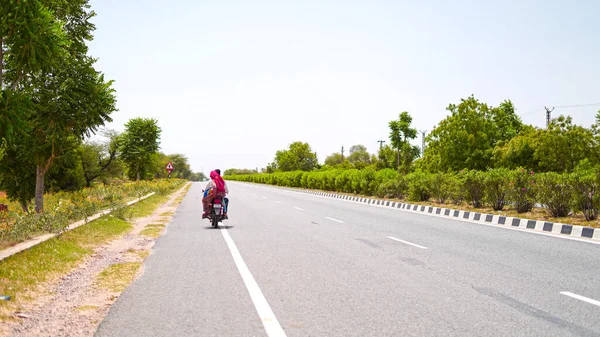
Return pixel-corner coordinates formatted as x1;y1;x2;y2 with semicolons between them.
325;216;345;223
221;228;287;337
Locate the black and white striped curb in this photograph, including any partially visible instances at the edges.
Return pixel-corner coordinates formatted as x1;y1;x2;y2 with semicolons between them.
298;189;600;241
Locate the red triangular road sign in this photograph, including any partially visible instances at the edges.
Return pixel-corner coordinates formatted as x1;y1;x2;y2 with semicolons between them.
166;162;174;170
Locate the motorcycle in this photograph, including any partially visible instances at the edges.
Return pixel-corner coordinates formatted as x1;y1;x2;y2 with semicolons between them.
203;190;228;228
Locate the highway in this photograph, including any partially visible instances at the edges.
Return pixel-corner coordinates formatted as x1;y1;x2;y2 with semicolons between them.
96;181;600;337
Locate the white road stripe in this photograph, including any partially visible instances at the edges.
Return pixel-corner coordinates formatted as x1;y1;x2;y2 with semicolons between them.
275;201;283;204
294;207;304;211
262;196;268;199
325;216;344;223
221;228;287;337
560;292;600;307
387;236;428;249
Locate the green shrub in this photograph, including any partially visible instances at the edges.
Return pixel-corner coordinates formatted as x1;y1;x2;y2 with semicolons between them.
430;173;452;204
461;169;485;208
508;168;536;213
447;173;465;205
570;165;600;221
483;168;510;211
405;171;432;201
536;172;573;217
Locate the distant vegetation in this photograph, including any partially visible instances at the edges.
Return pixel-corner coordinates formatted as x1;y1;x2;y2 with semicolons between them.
226;96;600;222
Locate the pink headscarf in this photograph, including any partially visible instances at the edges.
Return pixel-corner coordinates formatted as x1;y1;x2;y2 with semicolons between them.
210;171;225;193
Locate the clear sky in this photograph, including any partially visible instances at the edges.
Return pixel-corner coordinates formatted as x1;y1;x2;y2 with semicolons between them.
87;0;600;174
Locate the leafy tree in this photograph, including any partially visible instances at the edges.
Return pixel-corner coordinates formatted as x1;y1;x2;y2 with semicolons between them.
0;0;69;140
389;112;419;172
494;116;596;172
375;145;397;170
423;96;524;172
164;154;192;179
273;141;318;172
1;0;116;212
79;130;121;187
119;118;162;180
347;145;372;169
324;153;344;166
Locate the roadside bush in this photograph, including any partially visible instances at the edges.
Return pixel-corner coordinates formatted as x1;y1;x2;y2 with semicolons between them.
508;168;536;213
483;168;510;211
430;173;452;204
461;169;485;208
405;171;432;202
570;164;600;221
359;167;377;195
447;173;466;205
536;172;573;217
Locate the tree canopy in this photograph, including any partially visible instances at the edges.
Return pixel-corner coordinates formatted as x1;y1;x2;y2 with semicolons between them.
119;117;162;181
422;96;524;172
272;141;319;172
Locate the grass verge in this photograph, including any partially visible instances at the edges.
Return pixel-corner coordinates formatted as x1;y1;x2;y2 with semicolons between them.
139;226;164;238
0;185;186;321
0;216;131;318
95;262;142;293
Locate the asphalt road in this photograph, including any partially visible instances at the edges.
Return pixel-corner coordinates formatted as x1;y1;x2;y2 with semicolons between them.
96;181;600;337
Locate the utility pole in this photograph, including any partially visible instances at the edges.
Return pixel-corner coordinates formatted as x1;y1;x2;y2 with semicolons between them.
545;106;554;128
341;146;345;161
420;130;427;155
377;140;385;150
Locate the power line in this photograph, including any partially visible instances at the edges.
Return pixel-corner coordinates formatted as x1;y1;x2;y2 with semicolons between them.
553;102;600;109
377;140;385;150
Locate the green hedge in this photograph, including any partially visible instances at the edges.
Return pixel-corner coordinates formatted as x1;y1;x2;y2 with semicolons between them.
226;167;600;219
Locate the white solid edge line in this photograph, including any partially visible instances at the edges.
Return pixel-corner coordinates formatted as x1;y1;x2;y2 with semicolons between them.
232;183;600;246
387;236;428;249
221;228;287;337
560;291;600;307
294;207;305;211
325;216;345;223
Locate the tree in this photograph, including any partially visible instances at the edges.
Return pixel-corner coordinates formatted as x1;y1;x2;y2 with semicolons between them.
160;153;192;179
0;0;69;140
1;1;116;212
347;145;372;169
423;96;524;172
389;112;419;172
79;130;122;187
324;153;344;166
190;172;207;181
495;115;596;172
119;118;162;180
273;141;318;172
375;145;397;170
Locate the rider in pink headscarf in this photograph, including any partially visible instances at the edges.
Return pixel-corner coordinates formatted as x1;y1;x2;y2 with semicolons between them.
202;170;227;218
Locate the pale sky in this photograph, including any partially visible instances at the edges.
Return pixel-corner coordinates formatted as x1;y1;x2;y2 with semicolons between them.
88;0;600;174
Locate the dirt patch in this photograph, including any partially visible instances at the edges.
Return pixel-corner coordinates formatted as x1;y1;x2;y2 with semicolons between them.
3;184;190;337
